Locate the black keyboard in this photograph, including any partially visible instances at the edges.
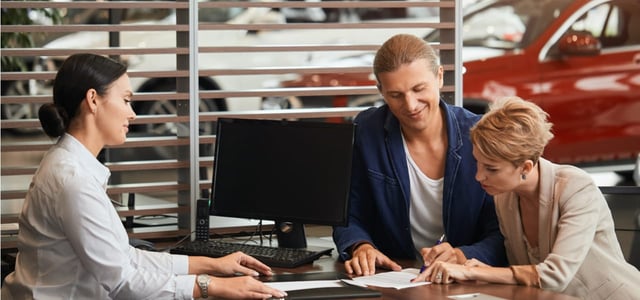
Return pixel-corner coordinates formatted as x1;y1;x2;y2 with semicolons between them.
170;240;333;268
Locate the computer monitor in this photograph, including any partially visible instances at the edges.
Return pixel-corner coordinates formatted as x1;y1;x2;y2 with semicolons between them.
210;118;355;248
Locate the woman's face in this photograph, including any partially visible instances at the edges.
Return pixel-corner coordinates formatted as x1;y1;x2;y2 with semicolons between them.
472;147;522;195
95;74;136;146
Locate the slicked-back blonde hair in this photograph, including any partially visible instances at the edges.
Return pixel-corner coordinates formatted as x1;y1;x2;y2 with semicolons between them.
373;34;440;80
470;96;554;167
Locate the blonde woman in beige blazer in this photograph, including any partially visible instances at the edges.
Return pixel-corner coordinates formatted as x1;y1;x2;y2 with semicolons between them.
414;97;640;299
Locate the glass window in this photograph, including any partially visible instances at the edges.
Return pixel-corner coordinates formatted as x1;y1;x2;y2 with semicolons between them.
565;0;640;48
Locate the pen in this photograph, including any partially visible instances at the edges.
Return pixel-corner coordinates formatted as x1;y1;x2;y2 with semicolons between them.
420;234;446;273
436;234;446;245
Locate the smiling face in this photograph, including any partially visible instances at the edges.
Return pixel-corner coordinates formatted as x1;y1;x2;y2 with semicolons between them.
377;58;443;133
94;74;136;146
472;147;524;196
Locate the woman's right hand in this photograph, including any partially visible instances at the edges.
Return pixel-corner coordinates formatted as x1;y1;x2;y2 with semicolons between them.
210;276;287;299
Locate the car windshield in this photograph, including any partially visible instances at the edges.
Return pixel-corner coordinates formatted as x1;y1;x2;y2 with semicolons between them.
425;0;574;49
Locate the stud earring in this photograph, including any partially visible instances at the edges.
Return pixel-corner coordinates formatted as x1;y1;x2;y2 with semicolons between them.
521;174;527;180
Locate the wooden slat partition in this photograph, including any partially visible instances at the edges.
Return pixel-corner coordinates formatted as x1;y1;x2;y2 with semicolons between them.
1;0;461;244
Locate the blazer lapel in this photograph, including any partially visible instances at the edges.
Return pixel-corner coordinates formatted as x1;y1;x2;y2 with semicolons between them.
497;191;529;264
537;158;556;259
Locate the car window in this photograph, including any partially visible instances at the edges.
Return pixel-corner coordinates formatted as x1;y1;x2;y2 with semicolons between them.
546;0;640;56
603;0;640;47
541;0;640;60
569;1;639;48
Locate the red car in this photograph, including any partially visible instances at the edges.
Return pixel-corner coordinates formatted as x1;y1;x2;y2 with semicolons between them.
265;0;640;169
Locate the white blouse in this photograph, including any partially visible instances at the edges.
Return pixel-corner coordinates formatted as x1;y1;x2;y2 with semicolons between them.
3;134;194;299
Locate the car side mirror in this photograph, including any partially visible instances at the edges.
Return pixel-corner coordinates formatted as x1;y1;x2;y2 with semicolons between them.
558;31;601;56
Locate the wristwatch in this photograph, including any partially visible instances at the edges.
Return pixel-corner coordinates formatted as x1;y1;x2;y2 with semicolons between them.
196;274;212;299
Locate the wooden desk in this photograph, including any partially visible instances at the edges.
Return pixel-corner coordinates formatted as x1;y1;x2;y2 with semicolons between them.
267;238;578;300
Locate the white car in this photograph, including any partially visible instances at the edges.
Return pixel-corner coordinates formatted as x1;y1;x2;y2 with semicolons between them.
5;5;435;137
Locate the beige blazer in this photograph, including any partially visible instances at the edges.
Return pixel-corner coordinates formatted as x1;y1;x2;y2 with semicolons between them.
495;158;640;299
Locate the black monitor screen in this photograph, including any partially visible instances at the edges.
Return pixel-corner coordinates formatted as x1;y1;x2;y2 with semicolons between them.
210;118;354;227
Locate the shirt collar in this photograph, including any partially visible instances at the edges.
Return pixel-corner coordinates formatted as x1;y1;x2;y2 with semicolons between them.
58;133;111;188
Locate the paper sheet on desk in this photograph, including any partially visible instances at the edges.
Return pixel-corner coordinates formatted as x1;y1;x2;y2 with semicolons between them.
351;268;430;289
265;280;344;291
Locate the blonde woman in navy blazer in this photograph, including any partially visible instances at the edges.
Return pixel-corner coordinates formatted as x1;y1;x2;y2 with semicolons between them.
415;97;640;299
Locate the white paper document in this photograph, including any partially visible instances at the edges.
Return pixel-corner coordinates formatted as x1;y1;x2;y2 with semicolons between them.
350;268;430;289
265;279;344;292
448;293;507;299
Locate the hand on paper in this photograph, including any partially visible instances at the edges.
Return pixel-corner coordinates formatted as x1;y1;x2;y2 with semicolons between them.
345;243;402;276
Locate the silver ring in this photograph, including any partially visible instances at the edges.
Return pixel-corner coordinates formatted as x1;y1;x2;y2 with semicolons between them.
435;272;443;280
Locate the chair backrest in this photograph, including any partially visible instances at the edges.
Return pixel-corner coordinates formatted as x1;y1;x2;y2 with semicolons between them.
600;186;640;269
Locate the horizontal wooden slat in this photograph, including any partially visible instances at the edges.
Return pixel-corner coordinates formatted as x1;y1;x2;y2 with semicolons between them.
105;159;190;172
1;113;192;130
197;85;455;99
198;1;455;9
0;91;190;105
3;20;448;35
1;167;38;176
1;214;19;224
0;1;188;9
1;24;189;33
198;43;454;53
0;64;454;85
1;135;188;151
198;21;452;31
124;227;190;241
115;203;189;217
2;1;453;10
200;106;366;121
0;47;189;57
1;190;27;200
1;159;192;175
106;182;190;195
2;181;189;200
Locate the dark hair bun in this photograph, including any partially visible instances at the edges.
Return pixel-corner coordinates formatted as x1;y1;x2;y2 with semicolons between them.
38;103;67;138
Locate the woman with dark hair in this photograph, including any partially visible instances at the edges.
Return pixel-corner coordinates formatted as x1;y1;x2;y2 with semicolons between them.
2;53;286;299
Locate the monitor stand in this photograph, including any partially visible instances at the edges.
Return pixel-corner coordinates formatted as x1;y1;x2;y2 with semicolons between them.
275;221;307;249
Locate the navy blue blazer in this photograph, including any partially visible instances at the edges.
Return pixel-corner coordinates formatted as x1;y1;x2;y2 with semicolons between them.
333;100;507;266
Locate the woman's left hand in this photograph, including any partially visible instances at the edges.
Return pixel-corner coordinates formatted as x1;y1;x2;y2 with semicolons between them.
189;252;273;277
412;261;471;284
212;251;274;276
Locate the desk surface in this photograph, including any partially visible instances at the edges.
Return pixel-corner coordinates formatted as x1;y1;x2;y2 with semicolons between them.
267;237;578;300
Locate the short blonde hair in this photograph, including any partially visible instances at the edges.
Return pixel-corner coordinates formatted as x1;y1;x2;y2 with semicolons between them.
373;34;440;79
470;96;554;166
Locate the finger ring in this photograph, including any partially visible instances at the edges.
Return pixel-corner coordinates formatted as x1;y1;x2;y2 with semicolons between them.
436;272;443;280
